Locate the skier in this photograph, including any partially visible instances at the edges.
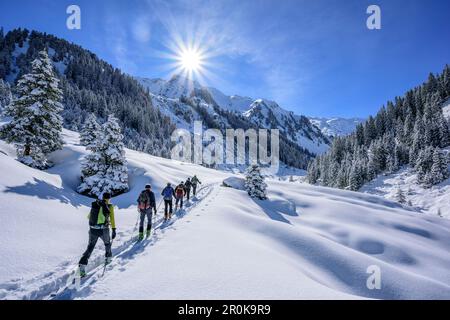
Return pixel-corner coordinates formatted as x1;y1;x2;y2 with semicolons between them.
78;192;116;278
174;182;186;210
191;175;202;196
184;178;192;201
137;184;156;240
161;183;175;221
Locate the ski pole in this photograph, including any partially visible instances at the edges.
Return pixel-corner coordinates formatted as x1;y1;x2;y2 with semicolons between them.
156;198;163;213
129;208;140;242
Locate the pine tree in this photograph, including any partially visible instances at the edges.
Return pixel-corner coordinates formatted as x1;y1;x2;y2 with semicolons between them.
415;146;434;187
395;187;406;204
0;79;12;113
78;115;129;197
429;148;449;185
245;165;268;200
1;50;63;168
348;159;363;191
80;113;100;150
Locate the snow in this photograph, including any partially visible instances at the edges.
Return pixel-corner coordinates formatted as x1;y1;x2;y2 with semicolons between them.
309;117;365;137
207;87;254;113
443;98;450;119
222;177;245;190
360;166;450;218
1;129;450;299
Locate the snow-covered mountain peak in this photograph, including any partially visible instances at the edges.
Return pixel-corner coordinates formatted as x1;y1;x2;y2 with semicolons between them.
308;116;365;138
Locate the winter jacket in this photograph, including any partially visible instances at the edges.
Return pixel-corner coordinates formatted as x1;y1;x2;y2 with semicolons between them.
184;180;192;189
191;176;201;186
88;200;116;229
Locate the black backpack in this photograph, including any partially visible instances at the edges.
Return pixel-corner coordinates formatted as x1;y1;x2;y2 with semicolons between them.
89;200;111;226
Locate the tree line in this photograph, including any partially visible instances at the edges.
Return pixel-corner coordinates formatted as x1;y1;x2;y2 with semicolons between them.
307;66;450;190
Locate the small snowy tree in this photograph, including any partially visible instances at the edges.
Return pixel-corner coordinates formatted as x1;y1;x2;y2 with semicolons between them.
0;79;12;114
80;113;100;150
415;146;434;187
395;187;406;204
245;165;267;200
78;115;129;197
1;50;63;168
429;148;449;185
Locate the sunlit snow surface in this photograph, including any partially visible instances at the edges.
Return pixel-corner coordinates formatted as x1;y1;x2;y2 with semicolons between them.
0;129;449;300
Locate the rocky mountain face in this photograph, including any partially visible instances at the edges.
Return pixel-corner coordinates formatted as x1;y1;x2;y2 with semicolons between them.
138;75;331;167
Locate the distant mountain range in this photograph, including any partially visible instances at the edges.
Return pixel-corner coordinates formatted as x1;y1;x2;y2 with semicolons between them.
137;75;344;157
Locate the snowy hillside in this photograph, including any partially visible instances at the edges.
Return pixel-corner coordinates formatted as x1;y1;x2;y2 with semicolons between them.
1;129;450;300
360;163;450;218
137;75;330;157
309;117;365;138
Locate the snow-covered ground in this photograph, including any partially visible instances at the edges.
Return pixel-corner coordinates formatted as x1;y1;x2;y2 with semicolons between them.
1;130;450;300
360;166;450;219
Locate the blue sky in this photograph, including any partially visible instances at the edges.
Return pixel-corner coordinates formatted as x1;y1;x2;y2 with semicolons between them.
1;0;449;117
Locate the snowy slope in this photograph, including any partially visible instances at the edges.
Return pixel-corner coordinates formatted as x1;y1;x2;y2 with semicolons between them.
1;129;450;300
360;166;450;218
309;117;365;138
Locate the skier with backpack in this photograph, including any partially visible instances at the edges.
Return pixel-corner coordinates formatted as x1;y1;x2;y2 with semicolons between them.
161;183;175;221
137;184;156;240
175;182;186;210
191;175;201;196
184;178;192;201
78;192;116;278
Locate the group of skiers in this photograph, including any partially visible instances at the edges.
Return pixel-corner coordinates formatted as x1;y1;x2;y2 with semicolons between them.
77;175;201;277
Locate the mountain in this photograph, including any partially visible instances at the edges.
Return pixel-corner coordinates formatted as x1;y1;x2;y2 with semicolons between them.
137;75;331;164
308;117;365;138
0;28;175;158
1;127;450;299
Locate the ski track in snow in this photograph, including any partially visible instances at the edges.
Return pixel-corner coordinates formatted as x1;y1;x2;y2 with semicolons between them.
0;184;214;300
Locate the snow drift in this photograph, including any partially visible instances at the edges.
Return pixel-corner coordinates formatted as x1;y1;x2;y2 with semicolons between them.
1;129;450;300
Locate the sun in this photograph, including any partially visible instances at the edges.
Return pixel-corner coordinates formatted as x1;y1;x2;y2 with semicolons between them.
177;48;204;73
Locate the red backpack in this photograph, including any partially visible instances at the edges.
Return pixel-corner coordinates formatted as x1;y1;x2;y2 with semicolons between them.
176;186;184;197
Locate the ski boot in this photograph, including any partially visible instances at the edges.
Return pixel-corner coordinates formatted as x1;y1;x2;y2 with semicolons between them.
105;257;112;265
138;232;144;241
146;229;152;238
78;264;87;278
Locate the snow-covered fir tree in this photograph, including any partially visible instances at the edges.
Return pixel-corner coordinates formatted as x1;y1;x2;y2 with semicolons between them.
78;114;129;197
1;50;63;169
415;146;434;187
80;113;100;150
395;187;406;204
245;165;268;200
0;79;12;113
429;148;449;186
